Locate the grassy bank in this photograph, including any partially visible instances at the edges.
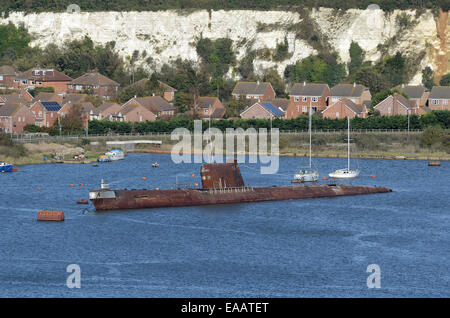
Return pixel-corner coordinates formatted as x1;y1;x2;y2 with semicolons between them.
2;131;449;166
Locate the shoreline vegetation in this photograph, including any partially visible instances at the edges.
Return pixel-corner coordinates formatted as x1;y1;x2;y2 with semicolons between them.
2;130;449;166
0;1;448;14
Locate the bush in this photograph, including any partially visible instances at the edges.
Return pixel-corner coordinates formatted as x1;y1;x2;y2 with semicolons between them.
421;125;444;147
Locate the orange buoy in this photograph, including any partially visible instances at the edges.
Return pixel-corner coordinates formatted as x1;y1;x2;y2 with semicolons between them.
70;184;74;187
37;187;42;191
194;182;199;186
37;210;64;222
80;183;84;186
12;168;18;172
371;175;376;178
322;177;328;180
142;177;147;180
192;174;195;177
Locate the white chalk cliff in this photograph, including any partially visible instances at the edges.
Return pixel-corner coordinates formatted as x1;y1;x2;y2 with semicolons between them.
1;8;448;84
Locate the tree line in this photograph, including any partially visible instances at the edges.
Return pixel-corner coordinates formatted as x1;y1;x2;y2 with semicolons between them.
0;0;447;14
82;110;450;135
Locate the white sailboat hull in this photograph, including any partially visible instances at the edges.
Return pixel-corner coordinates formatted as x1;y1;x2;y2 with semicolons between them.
294;170;319;182
329;169;360;179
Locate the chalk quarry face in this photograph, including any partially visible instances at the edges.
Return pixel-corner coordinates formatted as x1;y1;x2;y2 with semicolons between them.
1;8;446;84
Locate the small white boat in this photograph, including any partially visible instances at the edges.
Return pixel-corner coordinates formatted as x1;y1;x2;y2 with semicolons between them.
329;116;360;179
152;162;159;167
105;149;125;161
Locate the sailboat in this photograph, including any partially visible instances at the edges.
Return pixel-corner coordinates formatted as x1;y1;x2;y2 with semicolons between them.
293;99;319;182
329;116;360;179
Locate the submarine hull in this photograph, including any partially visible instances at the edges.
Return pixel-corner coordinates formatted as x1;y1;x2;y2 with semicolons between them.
89;184;392;211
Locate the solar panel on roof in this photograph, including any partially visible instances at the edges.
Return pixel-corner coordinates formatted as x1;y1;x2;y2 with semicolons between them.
261;103;284;117
42;101;62;112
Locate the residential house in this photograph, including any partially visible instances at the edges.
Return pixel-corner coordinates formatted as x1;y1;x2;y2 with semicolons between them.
30;101;62;127
240;101;285;119
68;72;120;100
395;84;429;107
0;65;19;89
264;98;290;115
16;67;73;93
232;81;276;101
0;103;35;134
195;97;226;119
62;93;88;105
286;82;330;119
122;96;176;119
329;83;371;105
31;92;63;105
159;81;177;102
428;86;450;110
97;102;121;120
114;103;156;122
0;93;29;106
322;98;368;119
373;93;416;116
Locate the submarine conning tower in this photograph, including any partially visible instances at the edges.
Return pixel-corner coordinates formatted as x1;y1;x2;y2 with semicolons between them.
200;159;245;189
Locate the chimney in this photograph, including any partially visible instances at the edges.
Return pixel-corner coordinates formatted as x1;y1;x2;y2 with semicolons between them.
303;81;306;86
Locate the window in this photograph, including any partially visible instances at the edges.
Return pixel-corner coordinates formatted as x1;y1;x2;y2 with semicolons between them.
139;116;143;122
336;112;339;118
76;85;82;90
432;99;439;105
50;113;53;118
296;106;299;112
444;99;448;105
302;106;307;113
312;97;318;102
38;112;42;117
388;107;391;113
294;97;299;102
302;97;307;102
205;109;209;114
21;80;27;84
0;75;3;80
94;85;99;89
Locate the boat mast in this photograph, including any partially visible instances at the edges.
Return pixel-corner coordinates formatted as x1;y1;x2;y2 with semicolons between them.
309;98;312;169
347;116;350;170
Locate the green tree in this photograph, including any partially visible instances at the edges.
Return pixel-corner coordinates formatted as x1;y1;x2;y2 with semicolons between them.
422;66;435;89
439;73;450;86
0;22;31;59
348;41;364;75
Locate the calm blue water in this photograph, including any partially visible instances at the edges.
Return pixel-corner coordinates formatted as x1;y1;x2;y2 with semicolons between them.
0;153;449;297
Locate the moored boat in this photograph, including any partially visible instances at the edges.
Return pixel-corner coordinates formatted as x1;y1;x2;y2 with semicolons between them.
0;162;14;173
105;149;125;161
89;160;392;211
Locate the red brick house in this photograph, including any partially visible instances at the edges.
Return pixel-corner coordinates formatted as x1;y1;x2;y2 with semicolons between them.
114;103;156;122
0;65;19;89
68;72;120;100
0;93;29;106
122;96;176;119
159;81;177;102
240;102;285;119
395;84;429;108
0;103;35;133
329;83;371;105
16;67;73;93
195;97;226;119
373;93;416;116
286;82;330;119
322;98;368;119
232;81;275;101
97;102;122;120
428;86;450;110
30;101;62;127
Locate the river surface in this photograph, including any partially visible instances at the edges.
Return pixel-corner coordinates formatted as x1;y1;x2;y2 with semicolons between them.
0;153;449;297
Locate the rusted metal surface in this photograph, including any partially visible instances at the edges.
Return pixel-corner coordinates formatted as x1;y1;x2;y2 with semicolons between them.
90;162;392;211
37;210;65;221
201;160;245;189
90;185;392;211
